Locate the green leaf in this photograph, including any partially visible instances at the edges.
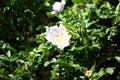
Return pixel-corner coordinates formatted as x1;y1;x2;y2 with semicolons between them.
0;62;9;67
105;67;115;75
6;50;11;58
38;43;46;52
116;3;120;11
0;69;4;74
44;61;50;67
10;54;19;62
115;56;120;62
113;16;120;25
97;68;105;77
51;58;57;63
50;69;57;80
0;55;9;61
44;1;50;7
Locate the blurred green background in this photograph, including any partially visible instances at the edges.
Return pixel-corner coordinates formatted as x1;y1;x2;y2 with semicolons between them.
0;0;120;80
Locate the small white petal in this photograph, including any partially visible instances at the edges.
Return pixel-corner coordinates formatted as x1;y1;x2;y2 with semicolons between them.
61;0;66;5
59;24;66;31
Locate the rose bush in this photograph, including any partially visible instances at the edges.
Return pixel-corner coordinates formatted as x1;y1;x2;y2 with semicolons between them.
0;0;120;80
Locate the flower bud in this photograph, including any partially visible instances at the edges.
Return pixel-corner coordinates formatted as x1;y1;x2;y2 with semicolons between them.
85;70;92;77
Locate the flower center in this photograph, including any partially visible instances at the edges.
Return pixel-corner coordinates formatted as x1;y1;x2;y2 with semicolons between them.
55;35;65;44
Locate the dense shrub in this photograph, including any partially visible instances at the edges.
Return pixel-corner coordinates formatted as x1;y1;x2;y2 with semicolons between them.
0;0;120;80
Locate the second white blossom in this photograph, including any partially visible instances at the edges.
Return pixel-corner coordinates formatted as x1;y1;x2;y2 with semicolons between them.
51;0;66;14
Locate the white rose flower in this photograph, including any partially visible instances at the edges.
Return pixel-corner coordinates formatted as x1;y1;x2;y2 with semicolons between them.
45;24;71;50
51;0;66;14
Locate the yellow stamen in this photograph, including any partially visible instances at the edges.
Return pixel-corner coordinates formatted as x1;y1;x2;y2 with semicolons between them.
55;35;65;44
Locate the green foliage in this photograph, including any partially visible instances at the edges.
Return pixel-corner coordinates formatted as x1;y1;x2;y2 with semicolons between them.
0;0;120;80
